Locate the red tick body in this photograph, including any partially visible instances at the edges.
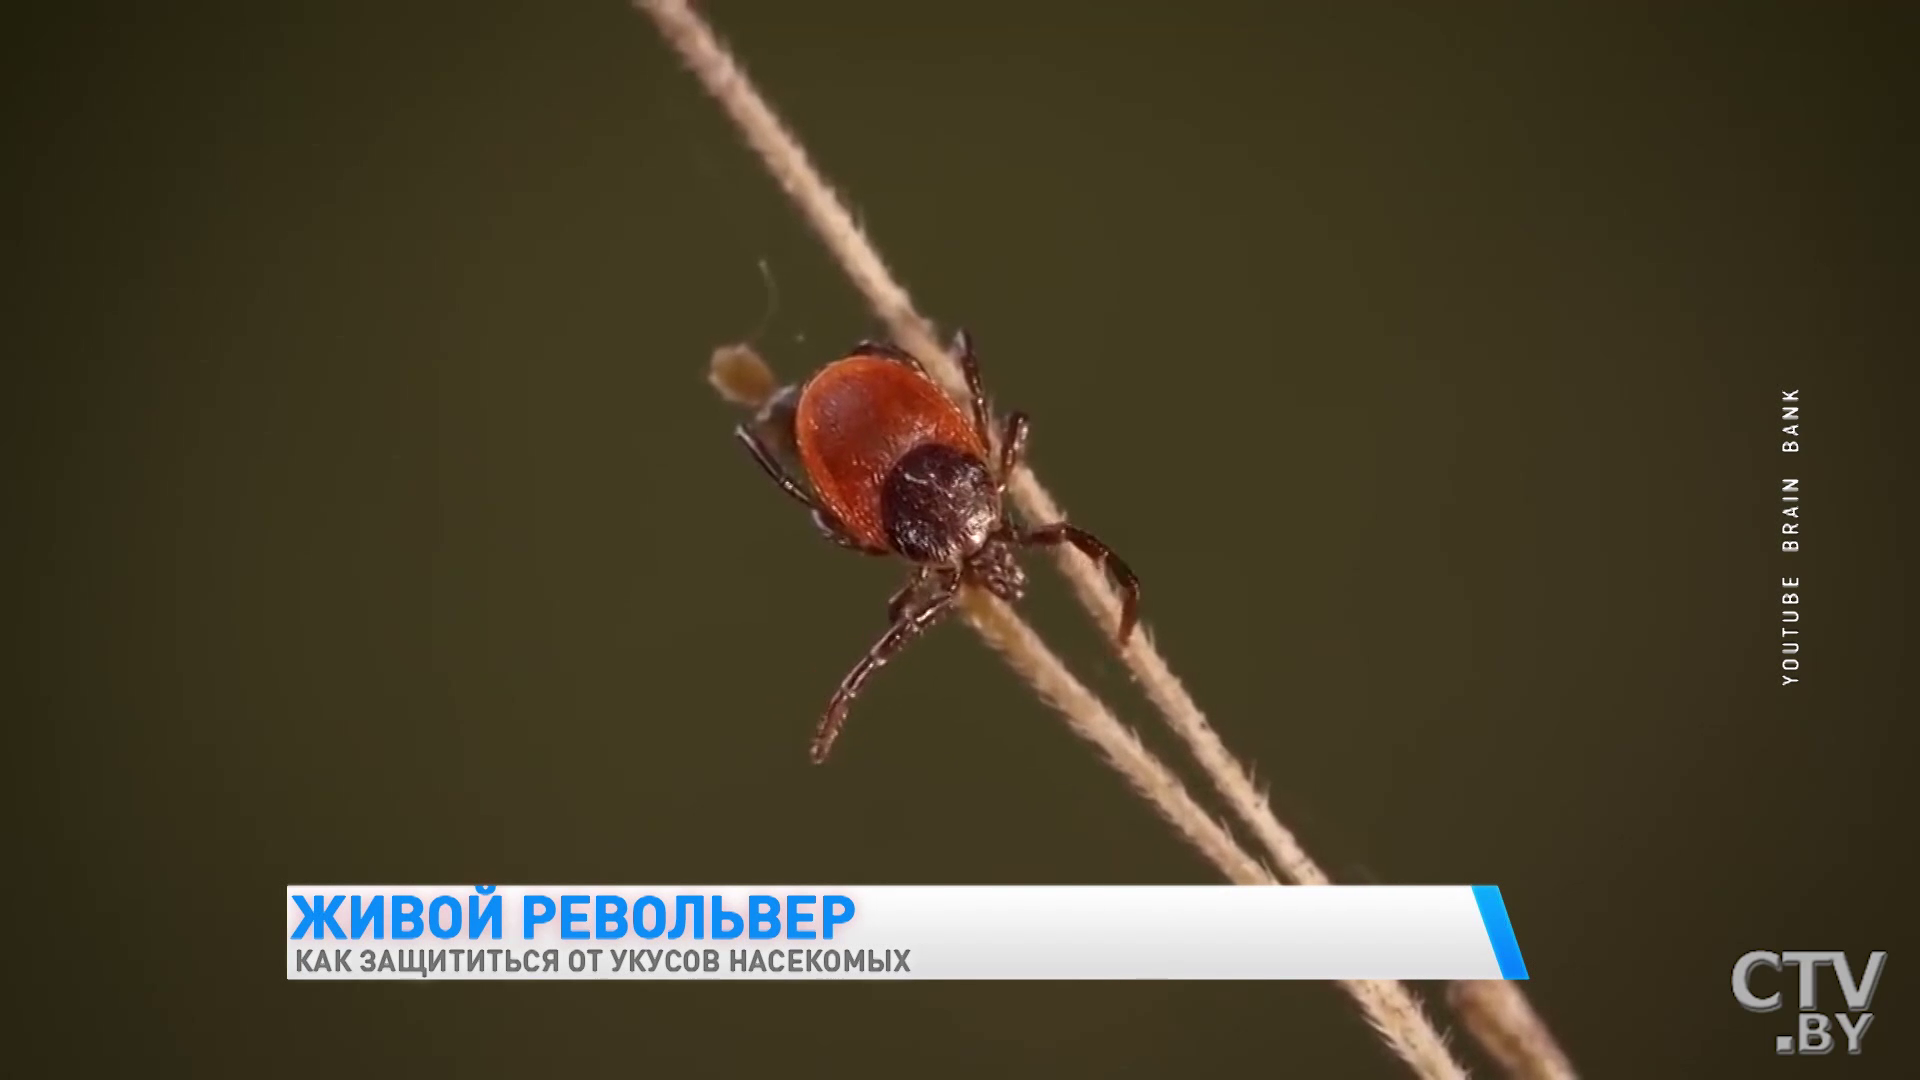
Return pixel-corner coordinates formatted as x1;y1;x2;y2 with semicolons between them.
734;331;1140;765
794;353;988;555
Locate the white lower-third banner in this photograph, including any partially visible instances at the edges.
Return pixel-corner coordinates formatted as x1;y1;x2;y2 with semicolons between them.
286;885;1531;980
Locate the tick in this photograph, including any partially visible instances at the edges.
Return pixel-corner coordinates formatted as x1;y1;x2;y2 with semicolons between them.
735;330;1141;764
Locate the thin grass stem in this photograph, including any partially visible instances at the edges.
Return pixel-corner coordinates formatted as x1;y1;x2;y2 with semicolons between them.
646;3;1573;1077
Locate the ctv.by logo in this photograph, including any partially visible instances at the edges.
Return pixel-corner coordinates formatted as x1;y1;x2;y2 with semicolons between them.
1733;950;1888;1055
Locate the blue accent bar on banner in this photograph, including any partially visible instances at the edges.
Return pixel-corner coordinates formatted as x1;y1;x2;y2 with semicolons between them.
1471;885;1529;980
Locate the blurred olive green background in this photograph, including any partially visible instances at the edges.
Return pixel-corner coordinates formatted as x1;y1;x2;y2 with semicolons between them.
17;2;1912;1076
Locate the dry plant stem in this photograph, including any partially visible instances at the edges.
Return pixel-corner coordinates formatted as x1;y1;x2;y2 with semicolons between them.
710;340;1462;1078
1450;983;1578;1080
643;2;1521;1077
957;590;1270;886
637;0;1342;887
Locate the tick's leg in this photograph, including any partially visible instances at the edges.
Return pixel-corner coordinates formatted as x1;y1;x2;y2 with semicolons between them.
1022;523;1141;644
735;421;815;510
952;328;994;449
885;566;960;622
997;411;1030;494
813;585;957;764
850;339;926;373
885;565;935;624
